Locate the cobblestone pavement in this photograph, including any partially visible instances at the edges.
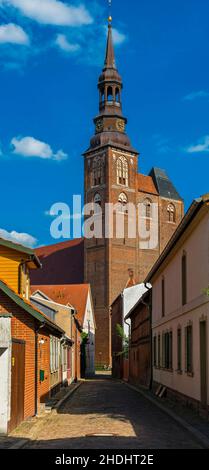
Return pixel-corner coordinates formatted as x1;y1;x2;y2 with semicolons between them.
21;378;202;449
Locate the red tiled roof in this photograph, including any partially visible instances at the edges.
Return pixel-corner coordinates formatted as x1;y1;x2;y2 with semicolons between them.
137;174;158;195
30;238;84;286
31;284;89;326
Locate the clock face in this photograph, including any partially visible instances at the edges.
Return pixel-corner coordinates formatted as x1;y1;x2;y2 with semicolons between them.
116;119;125;133
96;119;103;133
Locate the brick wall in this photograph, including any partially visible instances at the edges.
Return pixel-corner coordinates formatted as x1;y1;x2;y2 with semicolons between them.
84;144;184;368
0;291;36;420
129;299;151;388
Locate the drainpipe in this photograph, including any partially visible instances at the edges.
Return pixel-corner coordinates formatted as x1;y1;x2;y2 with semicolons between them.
35;323;45;416
144;283;152;390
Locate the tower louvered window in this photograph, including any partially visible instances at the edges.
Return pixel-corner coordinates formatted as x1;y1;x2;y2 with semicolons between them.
167;203;176;223
93;158;103;187
117;156;128;186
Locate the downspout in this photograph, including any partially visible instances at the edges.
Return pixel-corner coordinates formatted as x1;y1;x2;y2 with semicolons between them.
71;309;76;379
144;283;152;390
35;323;45;416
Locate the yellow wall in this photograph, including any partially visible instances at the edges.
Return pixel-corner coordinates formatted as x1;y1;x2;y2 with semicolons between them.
0;245;30;297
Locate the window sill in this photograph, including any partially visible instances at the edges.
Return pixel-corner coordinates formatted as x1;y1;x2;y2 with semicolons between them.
176;369;183;375
161;368;174;373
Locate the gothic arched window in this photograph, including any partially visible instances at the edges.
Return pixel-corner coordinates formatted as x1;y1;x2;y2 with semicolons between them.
167;203;176;223
118;192;128;205
117;156;128;186
94;193;102;206
143;198;152;231
143;198;152;218
92;157;103;187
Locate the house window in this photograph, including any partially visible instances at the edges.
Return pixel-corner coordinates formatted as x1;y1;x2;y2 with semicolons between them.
182;252;187;306
158;335;161;368
117;156;128;186
153;336;157;367
163;332;173;370
167;203;176;223
169;332;173;370
50;336;60;373
162;277;165;317
185;325;193;374
177;328;182;372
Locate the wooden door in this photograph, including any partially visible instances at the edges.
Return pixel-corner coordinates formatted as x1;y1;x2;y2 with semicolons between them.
200;322;207;407
9;340;25;432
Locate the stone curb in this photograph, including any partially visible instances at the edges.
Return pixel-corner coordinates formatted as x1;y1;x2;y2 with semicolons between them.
122;381;209;449
52;382;82;414
9;439;29;450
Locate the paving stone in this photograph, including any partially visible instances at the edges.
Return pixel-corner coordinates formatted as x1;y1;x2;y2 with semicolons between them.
21;377;201;449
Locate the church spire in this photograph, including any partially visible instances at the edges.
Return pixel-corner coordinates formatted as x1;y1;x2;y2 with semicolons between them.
104;21;116;70
90;12;133;151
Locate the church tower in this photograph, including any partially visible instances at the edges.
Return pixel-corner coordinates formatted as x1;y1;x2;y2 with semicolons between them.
84;19;184;368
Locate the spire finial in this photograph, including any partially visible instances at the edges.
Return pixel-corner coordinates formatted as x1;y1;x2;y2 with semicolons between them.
108;0;112;25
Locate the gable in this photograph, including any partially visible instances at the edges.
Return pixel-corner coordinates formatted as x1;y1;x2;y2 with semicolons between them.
83;291;96;332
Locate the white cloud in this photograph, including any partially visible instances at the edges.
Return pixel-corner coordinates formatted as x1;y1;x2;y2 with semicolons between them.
0;228;37;248
11;136;68;161
6;0;93;26
0;23;30;45
55;34;80;53
112;28;126;46
186;135;209;153
184;90;209;101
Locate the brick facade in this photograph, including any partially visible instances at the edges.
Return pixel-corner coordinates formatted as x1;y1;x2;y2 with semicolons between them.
84;27;184;367
0;288;64;432
128;291;152;389
0;291;36;421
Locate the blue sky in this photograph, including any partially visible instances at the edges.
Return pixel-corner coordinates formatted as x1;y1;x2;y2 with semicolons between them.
0;0;209;247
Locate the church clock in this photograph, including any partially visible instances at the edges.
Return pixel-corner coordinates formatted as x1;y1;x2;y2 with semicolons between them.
116;119;125;133
96;119;103;133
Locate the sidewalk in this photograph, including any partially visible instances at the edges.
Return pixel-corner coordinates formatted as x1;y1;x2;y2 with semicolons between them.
124;382;209;449
0;382;82;450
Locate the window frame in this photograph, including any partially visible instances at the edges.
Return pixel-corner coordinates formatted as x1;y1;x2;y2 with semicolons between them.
177;328;182;372
182;252;187;306
116;156;129;187
185;324;193;375
167;203;176;223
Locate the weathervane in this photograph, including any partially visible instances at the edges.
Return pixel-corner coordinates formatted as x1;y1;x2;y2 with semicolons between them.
108;0;112;24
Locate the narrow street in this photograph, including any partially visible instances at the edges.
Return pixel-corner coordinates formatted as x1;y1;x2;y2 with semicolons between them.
23;377;201;449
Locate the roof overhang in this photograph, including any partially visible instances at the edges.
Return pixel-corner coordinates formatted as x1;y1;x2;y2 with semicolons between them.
0;237;41;269
0;280;64;336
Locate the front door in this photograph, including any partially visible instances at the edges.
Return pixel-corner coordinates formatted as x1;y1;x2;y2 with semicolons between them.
200;321;207;407
9;340;25;432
